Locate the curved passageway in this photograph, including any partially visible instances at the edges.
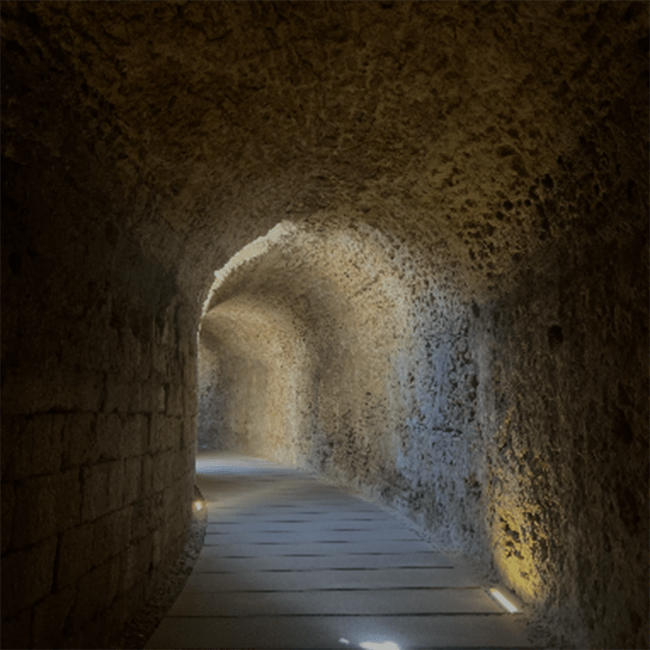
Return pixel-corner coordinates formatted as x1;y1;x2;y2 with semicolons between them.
1;3;647;648
147;453;532;649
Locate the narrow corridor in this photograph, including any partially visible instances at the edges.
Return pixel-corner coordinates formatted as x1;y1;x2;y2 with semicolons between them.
146;454;533;649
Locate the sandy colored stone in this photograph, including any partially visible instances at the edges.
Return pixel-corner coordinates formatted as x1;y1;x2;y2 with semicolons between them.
1;1;647;648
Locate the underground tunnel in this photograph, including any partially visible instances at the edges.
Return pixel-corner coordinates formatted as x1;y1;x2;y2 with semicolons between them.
1;1;648;648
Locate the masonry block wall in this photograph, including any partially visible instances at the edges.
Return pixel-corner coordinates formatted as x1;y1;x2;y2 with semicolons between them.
1;149;196;647
1;7;196;646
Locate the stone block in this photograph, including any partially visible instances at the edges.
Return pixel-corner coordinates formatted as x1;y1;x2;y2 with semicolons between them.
123;414;148;458
1;536;57;615
95;413;124;462
32;585;76;649
156;382;167;413
170;417;184;452
186;444;196;474
167;525;186;562
183;417;197;447
70;369;104;412
82;330;113;373
68;569;108;635
61;413;98;469
0;607;32;650
172;417;185;451
162;485;180;524
123;580;147;627
124;456;143;505
47;366;103;413
28;416;61;476
153;451;173;493
135;378;166;413
171;448;186;480
1;482;15;553
12;476;57;548
126;381;144;413
119;329;141;380
124;534;153;590
184;467;195;498
162;416;183;452
81;461;124;522
56;522;94;589
0;415;19;480
12;414;63;479
103;328;121;376
92;507;131;566
142;454;154;495
134;342;153;382
109;462;126;513
167;384;184;416
160;417;176;452
130;496;151;541
14;471;81;547
104;375;132;413
1;364;58;415
73;556;123;626
184;387;199;417
57;470;82;530
158;416;181;452
152;529;163;567
106;595;130;645
149;491;166;532
152;343;169;375
148;412;167;453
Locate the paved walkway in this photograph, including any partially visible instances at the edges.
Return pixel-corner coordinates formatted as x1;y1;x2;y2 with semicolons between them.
146;453;534;649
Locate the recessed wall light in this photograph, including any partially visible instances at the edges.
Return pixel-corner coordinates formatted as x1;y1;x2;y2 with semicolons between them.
359;642;400;650
489;587;518;613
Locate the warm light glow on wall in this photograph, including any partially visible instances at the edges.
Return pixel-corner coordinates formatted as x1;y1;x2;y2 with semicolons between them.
491;501;543;602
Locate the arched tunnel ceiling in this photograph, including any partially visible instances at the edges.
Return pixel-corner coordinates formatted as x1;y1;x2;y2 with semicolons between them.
3;0;647;303
1;5;648;646
200;221;413;373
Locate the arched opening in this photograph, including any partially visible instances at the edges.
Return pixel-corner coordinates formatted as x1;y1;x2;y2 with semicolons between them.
196;220;414;488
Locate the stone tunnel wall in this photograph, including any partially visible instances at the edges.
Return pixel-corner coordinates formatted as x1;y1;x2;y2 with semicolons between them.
1;179;197;647
198;221;414;474
195;223;495;568
472;135;650;647
198;295;311;463
476;238;648;649
197;197;648;650
2;1;648;649
1;12;196;647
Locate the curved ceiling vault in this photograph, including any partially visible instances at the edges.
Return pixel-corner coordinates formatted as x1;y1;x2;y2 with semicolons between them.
3;1;645;307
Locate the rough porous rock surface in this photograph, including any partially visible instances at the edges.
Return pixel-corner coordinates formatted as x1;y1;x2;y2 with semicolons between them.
2;2;648;649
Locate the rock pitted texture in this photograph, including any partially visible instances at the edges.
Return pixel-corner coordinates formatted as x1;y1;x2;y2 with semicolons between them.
1;2;648;649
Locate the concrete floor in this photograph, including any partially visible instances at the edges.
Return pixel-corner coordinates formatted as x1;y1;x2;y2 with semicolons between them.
145;453;535;649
